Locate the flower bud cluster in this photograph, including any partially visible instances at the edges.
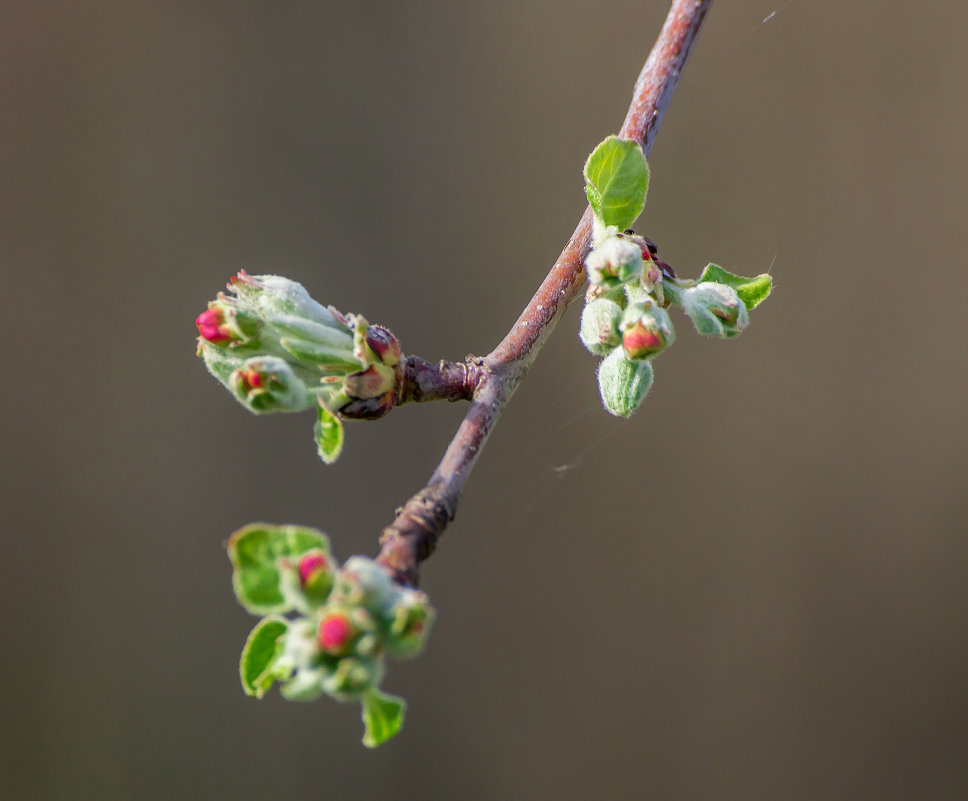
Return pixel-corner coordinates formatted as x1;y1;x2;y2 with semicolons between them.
195;271;405;459
273;553;434;703
580;229;672;417
581;227;761;416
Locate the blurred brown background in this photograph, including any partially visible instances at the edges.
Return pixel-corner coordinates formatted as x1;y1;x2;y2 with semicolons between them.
2;1;966;799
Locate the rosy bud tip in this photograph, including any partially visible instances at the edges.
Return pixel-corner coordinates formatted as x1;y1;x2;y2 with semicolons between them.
623;324;665;358
298;553;329;586
319;614;351;652
196;308;233;343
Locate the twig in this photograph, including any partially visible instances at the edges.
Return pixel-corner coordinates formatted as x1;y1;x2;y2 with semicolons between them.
375;0;712;586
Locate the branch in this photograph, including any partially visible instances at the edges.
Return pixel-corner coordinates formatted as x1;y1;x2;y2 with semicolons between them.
376;0;712;586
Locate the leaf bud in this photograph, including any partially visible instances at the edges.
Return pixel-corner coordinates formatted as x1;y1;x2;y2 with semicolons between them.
579;298;623;355
321;656;385;701
620;300;675;360
342;363;396;401
364;326;402;367
597;347;655;417
384;590;434;659
331;556;395;612
338;390;397;421
678;282;749;338
585;234;643;288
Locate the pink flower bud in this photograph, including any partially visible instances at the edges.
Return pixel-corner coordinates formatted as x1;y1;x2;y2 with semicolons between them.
195;308;231;343
298;553;329;586
318;612;353;654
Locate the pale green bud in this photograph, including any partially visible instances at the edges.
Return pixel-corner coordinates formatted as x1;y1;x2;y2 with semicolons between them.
585;235;643;288
322;656;385;701
579;299;623;355
678;282;749;338
597;347;654;417
384;589;434;659
229;356;313;413
330;556;396;613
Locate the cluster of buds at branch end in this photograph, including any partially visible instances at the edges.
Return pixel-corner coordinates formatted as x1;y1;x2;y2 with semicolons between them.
230;524;434;745
194;272;406;462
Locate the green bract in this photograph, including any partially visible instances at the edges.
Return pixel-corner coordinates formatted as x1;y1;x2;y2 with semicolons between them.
361;690;406;748
226;523;435;748
314;403;345;464
698;263;773;310
240;617;289;698
584;135;650;231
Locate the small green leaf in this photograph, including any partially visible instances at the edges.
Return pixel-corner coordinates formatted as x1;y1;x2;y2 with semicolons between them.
240;617;288;698
228;523;330;614
583;135;650;230
315;402;345;464
361;689;406;748
698;264;773;310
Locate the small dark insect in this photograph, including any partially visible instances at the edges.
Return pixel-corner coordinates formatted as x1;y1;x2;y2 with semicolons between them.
624;229;675;279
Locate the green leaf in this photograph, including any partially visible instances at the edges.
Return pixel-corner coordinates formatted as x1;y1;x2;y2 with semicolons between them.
361;689;406;748
698;264;773;310
228;523;331;614
583;135;650;230
314;402;345;464
240;617;289;698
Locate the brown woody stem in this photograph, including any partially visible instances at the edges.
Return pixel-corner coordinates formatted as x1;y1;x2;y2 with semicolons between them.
375;0;712;586
395;356;486;405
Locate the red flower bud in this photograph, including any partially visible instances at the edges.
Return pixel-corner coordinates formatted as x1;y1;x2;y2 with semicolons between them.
318;613;353;654
298;553;329;586
236;368;263;393
195;308;231;343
